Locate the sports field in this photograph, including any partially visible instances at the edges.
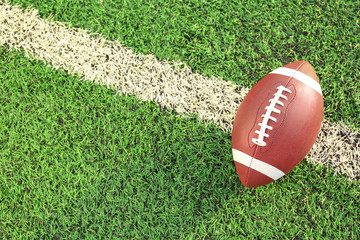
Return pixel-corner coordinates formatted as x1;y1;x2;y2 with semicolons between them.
0;0;359;238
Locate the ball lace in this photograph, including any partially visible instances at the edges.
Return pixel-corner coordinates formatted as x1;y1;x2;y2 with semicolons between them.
252;85;292;147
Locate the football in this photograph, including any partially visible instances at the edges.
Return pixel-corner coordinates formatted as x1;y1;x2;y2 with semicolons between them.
232;61;323;187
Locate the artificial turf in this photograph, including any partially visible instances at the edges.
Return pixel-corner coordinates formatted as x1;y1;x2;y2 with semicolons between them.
8;0;360;129
0;47;359;239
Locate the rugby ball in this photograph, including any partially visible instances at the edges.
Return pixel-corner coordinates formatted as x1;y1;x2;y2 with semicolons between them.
232;61;323;187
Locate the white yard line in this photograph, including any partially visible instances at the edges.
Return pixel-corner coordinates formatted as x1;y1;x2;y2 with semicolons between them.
0;3;359;180
0;3;247;131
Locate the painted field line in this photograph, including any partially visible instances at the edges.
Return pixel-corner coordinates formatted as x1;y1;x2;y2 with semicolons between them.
0;2;247;131
0;3;359;180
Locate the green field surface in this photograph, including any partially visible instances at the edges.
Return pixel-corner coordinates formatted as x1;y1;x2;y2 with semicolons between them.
1;0;360;239
1;47;359;239
10;0;360;128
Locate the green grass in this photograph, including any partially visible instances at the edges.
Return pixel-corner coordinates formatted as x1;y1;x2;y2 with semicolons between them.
1;47;359;239
1;0;360;238
8;0;360;128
